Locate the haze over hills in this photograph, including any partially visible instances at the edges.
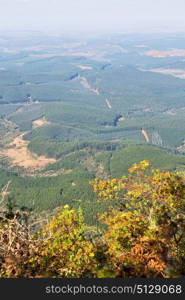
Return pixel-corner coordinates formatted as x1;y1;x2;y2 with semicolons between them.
1;0;185;33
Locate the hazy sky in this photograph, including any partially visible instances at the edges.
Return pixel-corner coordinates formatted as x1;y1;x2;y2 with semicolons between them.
0;0;185;32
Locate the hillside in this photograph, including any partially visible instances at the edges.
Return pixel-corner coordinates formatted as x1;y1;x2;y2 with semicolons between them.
1;32;185;225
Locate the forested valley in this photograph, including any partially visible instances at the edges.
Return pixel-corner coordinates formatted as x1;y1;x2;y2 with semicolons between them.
1;32;185;277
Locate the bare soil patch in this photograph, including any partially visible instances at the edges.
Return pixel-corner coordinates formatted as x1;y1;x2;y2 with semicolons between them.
105;98;112;109
141;129;150;143
150;68;185;79
117;116;125;121
0;134;56;169
143;49;185;58
77;65;92;70
32;118;51;129
79;77;99;95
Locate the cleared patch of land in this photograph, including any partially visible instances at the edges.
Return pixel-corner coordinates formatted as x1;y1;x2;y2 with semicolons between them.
141;129;150;143
105;98;112;109
77;65;92;70
176;141;185;151
117;116;125;121
163;109;177;115
0;134;56;169
150;68;185;79
32;117;51;129
0;181;11;203
79;76;99;95
143;49;185;58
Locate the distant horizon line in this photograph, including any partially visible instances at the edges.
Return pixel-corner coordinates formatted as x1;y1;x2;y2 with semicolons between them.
1;28;185;36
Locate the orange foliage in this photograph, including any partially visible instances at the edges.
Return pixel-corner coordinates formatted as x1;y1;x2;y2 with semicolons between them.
0;160;185;277
91;160;185;277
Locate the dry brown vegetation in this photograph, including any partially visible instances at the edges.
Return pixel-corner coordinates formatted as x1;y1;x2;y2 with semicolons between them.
1;161;185;278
